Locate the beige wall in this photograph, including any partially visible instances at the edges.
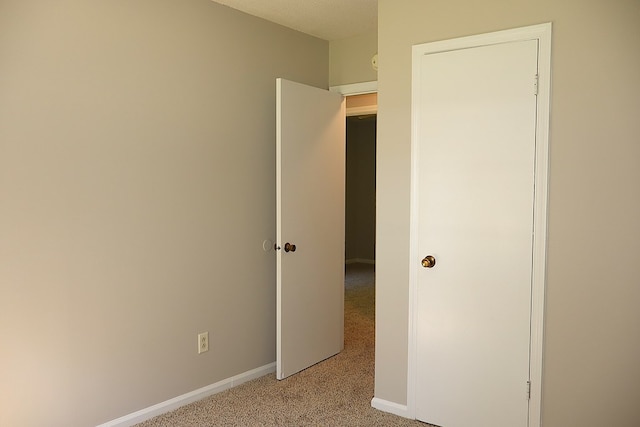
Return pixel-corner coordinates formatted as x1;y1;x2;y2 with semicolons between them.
329;28;378;86
376;0;640;425
347;93;378;109
0;1;327;426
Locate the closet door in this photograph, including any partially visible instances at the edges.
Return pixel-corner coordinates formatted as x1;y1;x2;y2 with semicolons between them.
413;40;539;427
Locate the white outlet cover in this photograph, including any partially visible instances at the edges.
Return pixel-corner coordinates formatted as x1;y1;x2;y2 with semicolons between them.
198;332;209;354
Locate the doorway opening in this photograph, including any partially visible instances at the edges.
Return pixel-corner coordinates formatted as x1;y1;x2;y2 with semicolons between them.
275;79;379;382
344;91;377;383
345;91;377;270
345;113;376;267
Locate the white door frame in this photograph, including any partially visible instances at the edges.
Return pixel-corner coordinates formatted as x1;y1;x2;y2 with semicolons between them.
329;81;377;96
407;23;551;426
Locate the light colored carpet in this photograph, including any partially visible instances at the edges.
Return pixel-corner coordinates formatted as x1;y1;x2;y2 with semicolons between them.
136;264;430;426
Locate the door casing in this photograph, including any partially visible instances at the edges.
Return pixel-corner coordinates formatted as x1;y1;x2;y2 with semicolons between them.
407;23;552;427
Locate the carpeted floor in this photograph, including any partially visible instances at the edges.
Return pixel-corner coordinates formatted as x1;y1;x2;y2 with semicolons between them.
136;263;430;426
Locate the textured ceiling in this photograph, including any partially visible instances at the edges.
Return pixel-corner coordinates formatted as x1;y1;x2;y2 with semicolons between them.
211;0;377;41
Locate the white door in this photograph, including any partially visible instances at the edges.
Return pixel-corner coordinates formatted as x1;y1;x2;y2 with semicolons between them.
413;40;539;426
276;78;345;380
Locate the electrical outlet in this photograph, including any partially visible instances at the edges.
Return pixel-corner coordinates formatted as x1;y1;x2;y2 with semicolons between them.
198;332;209;354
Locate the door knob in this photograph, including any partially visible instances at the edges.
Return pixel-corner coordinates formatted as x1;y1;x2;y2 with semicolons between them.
421;255;436;268
284;242;297;253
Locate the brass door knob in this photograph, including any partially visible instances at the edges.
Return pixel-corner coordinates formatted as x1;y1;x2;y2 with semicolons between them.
421;255;436;268
284;242;297;253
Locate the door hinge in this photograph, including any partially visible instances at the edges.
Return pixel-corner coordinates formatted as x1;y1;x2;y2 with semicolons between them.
533;74;539;96
526;380;532;400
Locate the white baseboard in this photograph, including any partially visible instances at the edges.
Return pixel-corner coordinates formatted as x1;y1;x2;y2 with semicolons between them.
97;362;276;427
345;258;375;265
371;397;411;419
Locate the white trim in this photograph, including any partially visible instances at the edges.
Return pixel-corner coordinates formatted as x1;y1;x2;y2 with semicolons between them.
371;397;410;418
97;363;276;427
414;23;551;55
407;23;551;426
275;78;284;379
329;81;377;96
528;22;552;427
345;258;375;265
